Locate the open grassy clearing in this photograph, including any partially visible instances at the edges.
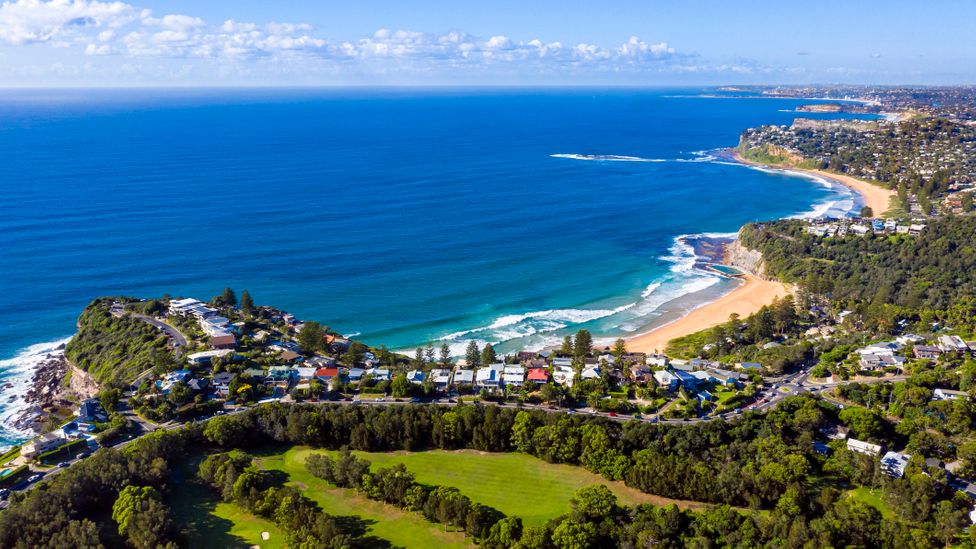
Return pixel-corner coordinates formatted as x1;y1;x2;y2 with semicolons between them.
261;446;717;527
845;486;894;519
169;466;285;549
254;450;473;549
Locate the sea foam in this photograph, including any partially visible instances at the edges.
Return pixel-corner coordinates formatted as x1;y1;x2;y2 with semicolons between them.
0;336;73;451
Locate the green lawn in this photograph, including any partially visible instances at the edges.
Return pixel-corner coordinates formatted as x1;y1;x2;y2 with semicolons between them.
845;487;894;519
259;446;710;529
169;460;285;549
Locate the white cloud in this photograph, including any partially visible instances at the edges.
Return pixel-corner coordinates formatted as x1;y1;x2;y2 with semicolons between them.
0;0;137;45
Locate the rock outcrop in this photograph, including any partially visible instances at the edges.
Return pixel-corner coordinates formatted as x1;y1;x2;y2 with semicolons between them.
724;238;770;280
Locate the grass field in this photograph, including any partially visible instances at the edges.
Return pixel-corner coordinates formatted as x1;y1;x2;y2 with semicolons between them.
845;486;894;519
169;460;286;549
258;446;714;528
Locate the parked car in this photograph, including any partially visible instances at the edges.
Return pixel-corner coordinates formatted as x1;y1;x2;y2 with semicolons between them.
27;474;42;483
607;412;618;417
0;488;9;499
58;461;70;468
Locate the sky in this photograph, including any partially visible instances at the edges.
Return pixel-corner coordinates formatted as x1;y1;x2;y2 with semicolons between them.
0;0;973;86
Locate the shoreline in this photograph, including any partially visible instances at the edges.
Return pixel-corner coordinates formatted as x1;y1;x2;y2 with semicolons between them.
626;273;789;354
732;150;894;216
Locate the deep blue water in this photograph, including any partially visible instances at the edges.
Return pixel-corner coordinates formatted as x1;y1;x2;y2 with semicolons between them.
0;88;865;445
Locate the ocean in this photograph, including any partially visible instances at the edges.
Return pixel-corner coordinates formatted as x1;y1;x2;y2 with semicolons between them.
0;87;868;448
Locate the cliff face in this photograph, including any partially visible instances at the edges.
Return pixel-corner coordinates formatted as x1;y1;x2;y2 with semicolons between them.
724;238;769;280
67;365;99;399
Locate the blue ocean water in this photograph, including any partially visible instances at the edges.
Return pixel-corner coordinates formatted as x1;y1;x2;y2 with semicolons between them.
0;88;866;446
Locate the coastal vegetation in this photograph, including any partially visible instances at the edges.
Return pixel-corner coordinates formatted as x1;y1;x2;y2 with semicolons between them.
65;298;179;387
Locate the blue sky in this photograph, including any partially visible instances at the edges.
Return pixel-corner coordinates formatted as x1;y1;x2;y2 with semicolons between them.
1;0;973;86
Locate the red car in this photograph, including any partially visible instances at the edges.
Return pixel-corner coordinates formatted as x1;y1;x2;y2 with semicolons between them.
607;412;618;417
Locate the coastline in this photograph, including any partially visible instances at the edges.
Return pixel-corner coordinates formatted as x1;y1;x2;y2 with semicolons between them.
732;151;895;216
626;273;788;354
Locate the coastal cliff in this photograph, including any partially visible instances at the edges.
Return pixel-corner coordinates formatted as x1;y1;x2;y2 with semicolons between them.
724;237;770;280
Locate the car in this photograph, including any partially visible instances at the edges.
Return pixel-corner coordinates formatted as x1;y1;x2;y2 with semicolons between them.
607;412;618;417
566;409;575;414
58;461;70;468
0;488;9;499
27;474;42;483
77;452;90;459
409;397;421;403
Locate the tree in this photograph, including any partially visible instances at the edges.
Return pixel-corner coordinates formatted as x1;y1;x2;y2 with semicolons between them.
440;343;452;367
112;485;173;548
239;290;254;314
551;519;597;549
860;206;874;218
481;343;497;366
391;374;411;397
345;341;368;366
216;287;237;308
298;321;325;355
465;341;481;367
414;347;425;368
540;383;563;406
424;342;436;366
571;484;618;519
561;335;574;356
573;329;593;359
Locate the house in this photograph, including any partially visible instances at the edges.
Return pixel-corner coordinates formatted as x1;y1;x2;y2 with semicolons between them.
527;368;549;384
77;398;108;424
653;369;678;392
552;365;575;387
629;364;653;383
295;367;317;381
503;366;526;387
847;438;883;457
881;451;911;478
925;457;945;470
346;368;366;382
453;369;474;387
406;370;426;384
913;345;943;360
938;335;970;353
671;368;699;390
159;370;192;394
690;358;720;370
365;368;391;381
526;359;549;369
187;378;209;392
708;369;743;387
580;366;601;381
315;367;340;382
187;349;235;365
736;362;764;371
213;372;235;395
696;390;716;403
430;369;452;388
22;432;69;458
818;423;850;440
859;353;906;370
812;441;832;455
645;354;668;367
552;358;573;369
268;366;295;382
934;388;970;401
476;364;505;388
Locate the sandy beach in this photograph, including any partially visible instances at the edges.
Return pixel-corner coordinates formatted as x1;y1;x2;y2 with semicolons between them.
733;151;895;216
627;273;789;354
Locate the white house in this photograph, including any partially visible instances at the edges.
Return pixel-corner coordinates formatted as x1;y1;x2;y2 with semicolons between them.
934;388;970;401
653;369;679;392
881;451;911;478
22;432;69;458
939;335;970;353
453;369;474;386
502;366;525;387
476;364;505;388
847;438;883;457
580;366;601;381
552;365;575;387
430;368;452;388
646;354;668;367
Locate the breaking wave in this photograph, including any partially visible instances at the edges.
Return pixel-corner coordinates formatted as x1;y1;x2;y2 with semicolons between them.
0;337;73;451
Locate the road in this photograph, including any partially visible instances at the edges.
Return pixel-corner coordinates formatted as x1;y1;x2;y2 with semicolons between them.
131;314;187;357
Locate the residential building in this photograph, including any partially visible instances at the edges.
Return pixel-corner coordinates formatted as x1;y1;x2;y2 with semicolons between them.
503;366;526;387
527;368;549;384
295;367;317;381
913;345;943;360
406;370;426;384
939;335;970;353
476;363;505;389
552;365;575;387
365;368;391;381
847;438;883;456
213;372;234;396
346;368;366;382
645;354;668;367
580;366;601;381
77;398;107;424
430;369;452;388
22;432;69;458
629;364;653;383
881;451;911;478
315;367;339;382
653;369;679;392
934;388;970;401
453;369;474;387
187;349;235;364
187;378;209;392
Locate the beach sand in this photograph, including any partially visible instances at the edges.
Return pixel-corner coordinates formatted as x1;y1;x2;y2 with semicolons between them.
627;274;789;354
733;151;895;216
